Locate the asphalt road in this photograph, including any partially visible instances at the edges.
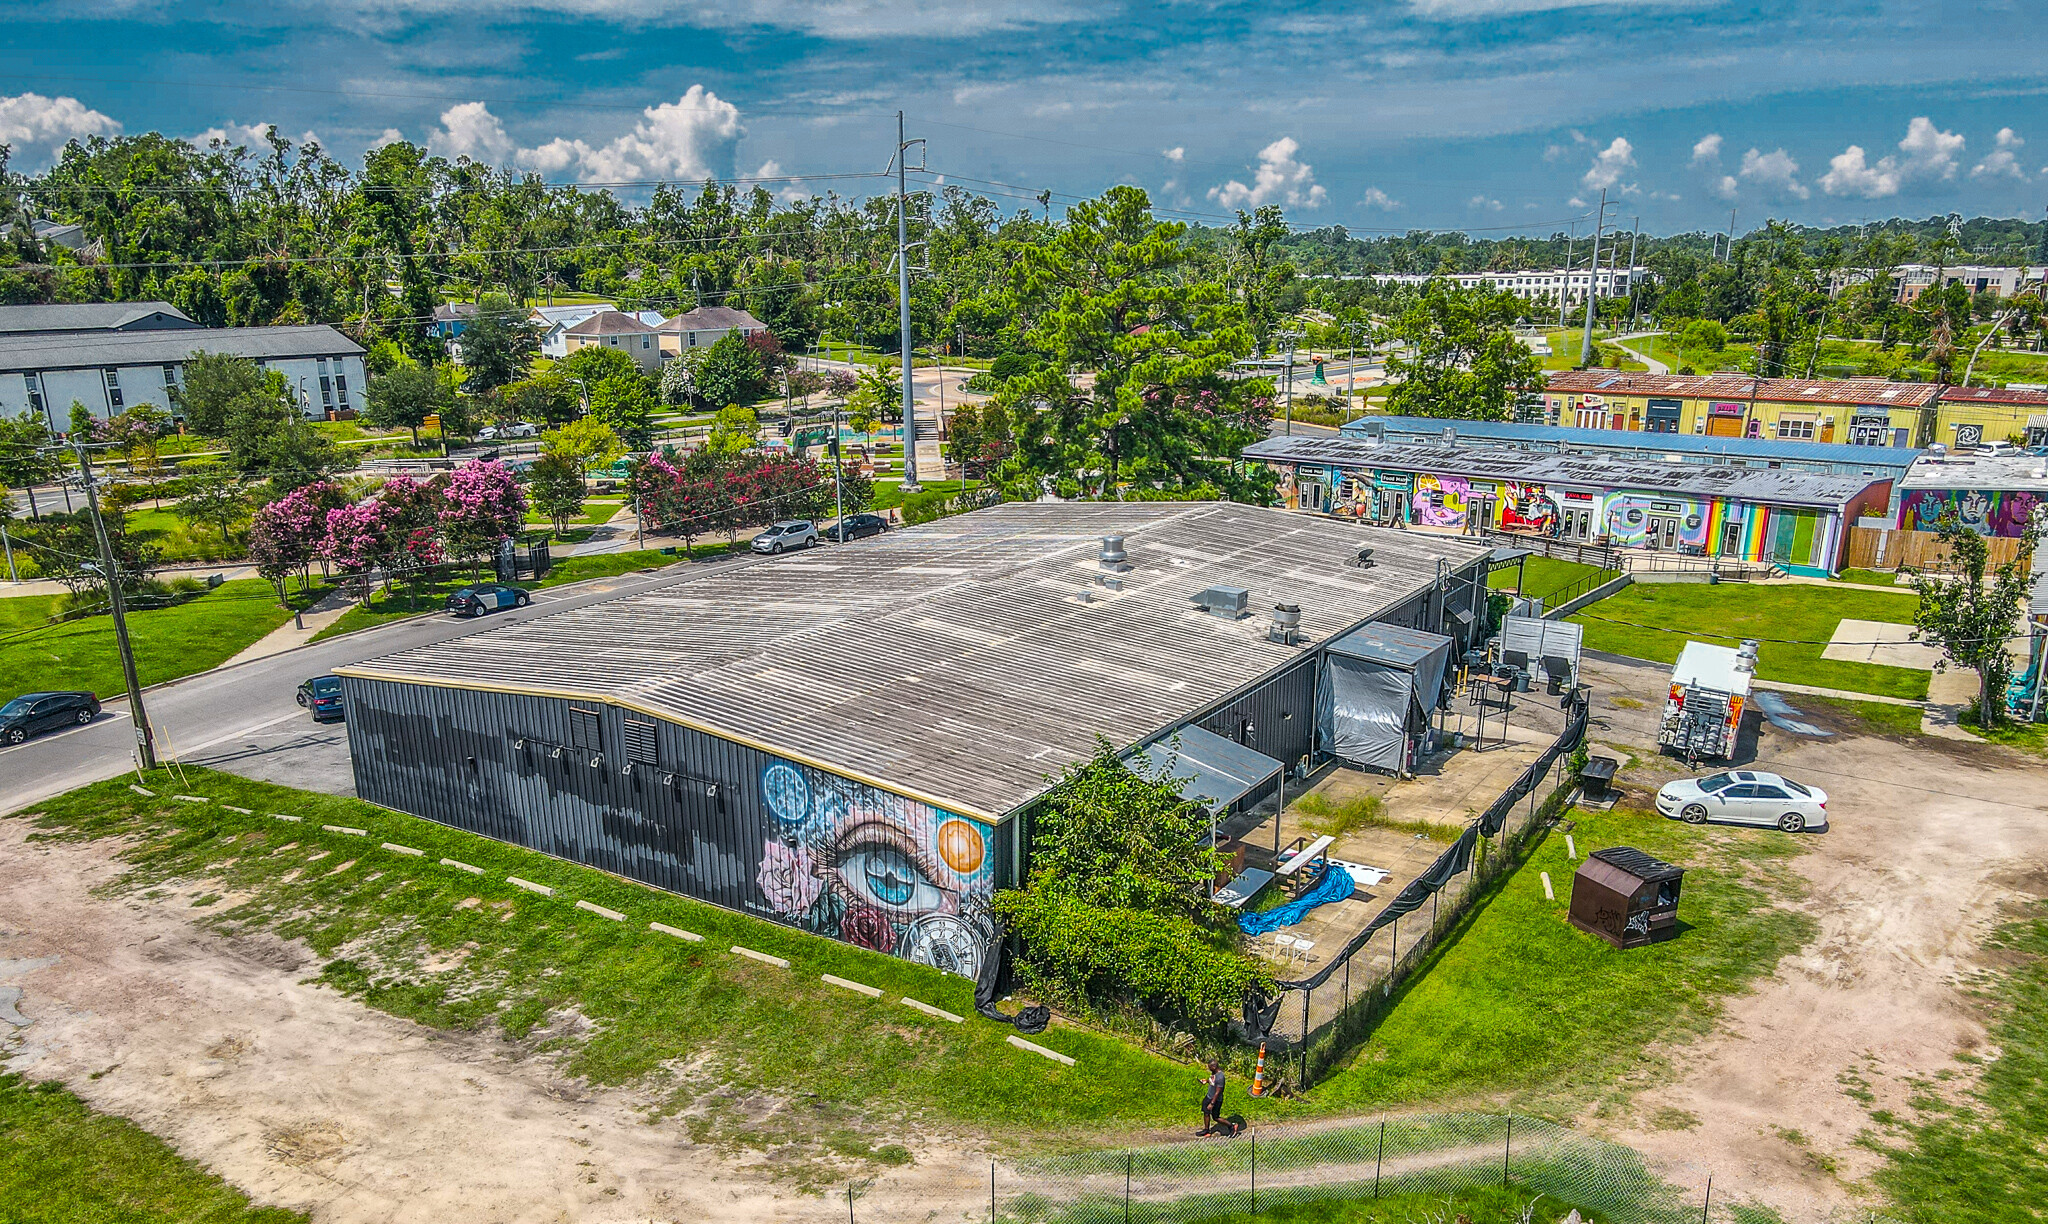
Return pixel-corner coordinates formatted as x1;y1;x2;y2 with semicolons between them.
0;552;765;815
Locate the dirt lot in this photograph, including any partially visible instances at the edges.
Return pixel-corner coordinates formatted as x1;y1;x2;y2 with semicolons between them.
1578;653;2048;1219
0;824;989;1224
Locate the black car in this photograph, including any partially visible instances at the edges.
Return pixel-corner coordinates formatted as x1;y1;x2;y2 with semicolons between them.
824;513;888;543
446;584;532;617
296;674;346;722
0;690;101;745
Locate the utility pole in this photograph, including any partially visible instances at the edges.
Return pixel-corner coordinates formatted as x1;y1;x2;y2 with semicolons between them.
70;436;154;771
894;111;925;493
1559;223;1579;328
1578;189;1608;369
1625;218;1641;329
1277;328;1304;436
1725;208;1737;264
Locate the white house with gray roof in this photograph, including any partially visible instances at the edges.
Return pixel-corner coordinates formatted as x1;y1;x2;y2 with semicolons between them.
0;321;367;431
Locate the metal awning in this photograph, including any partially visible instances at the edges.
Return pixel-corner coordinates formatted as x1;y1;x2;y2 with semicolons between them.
1134;725;1284;812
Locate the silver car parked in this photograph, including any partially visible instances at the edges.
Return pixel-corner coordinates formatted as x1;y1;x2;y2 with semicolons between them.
1655;769;1829;833
751;520;818;554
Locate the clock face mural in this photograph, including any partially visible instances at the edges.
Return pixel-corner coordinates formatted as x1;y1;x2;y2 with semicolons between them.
754;757;997;977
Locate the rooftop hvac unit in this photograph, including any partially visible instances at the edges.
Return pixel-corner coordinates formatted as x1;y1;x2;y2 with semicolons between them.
1193;585;1250;619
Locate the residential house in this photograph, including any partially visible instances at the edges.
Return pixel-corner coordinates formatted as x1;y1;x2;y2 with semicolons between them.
655;306;768;359
562;310;662;372
529;303;617;359
433;302;478;340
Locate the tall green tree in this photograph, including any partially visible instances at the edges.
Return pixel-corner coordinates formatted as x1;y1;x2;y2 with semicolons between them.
0;412;58;519
1003;186;1264;500
1382;279;1542;421
457;292;541;393
1913;519;2040;728
170;460;251;544
364;360;450;446
696;331;766;406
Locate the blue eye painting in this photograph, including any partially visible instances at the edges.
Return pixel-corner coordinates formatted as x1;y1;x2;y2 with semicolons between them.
761;763;811;826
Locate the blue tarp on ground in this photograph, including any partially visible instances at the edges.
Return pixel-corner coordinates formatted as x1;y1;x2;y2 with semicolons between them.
1237;861;1356;935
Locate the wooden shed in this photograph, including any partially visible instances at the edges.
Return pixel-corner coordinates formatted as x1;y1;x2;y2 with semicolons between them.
1568;847;1684;949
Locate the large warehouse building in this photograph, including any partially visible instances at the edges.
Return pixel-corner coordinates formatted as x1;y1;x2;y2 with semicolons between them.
335;502;1491;977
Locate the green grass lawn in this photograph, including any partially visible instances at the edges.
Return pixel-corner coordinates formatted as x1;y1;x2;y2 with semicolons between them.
1569;581;1930;700
0;580;322;698
0;1074;304;1224
20;771;1239;1161
1310;804;1813;1117
1869;896;2048;1223
523;500;620;528
123;507;244;564
1802;695;1927;738
1833;567;1898;587
1186;1187;1595;1224
1488;557;1619;604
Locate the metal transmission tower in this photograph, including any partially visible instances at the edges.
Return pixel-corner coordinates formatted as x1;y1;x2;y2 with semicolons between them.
892;112;928;493
68;436;155;770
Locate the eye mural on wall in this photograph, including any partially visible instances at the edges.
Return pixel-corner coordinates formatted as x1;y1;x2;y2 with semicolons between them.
754;757;996;977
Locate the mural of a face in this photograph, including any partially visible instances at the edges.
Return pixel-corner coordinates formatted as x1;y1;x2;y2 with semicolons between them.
756;758;996;977
1411;474;1471;528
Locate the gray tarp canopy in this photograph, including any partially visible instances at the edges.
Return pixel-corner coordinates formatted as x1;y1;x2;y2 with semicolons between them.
1319;622;1456;773
1134;724;1285;813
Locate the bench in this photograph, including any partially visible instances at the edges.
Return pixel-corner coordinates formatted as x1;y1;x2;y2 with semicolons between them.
1276;834;1336;876
1213;868;1275;910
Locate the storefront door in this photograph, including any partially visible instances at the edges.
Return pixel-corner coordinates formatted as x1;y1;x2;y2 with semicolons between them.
1562;506;1594;541
1706;413;1744;438
1301;480;1328;513
1648;515;1680;549
1768;512;1798;563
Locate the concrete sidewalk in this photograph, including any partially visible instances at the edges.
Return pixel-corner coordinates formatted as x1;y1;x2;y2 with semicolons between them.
219;588;358;668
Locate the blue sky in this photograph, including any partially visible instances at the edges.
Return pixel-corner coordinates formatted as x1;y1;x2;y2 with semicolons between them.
3;0;2044;238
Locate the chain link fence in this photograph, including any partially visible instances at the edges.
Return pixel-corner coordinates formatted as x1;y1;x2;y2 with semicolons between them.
989;1112;1900;1224
1263;693;1589;1089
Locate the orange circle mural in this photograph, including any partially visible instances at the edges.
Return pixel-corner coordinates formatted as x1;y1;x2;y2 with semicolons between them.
935;819;986;874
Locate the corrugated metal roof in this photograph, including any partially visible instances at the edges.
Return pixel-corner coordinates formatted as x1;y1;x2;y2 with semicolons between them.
1544;368;1943;408
565;310;657;335
1135;724;1283;813
1327;622;1454;669
337;502;1487;821
1900;453;2048;493
0;301;198;335
1246;435;1886;508
658;306;766;333
1339;414;1923;473
0;324;366;373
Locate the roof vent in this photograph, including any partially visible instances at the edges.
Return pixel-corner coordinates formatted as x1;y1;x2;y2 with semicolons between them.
1099;534;1127;569
1268;602;1302;645
1348;547;1376;570
1193;585;1250;619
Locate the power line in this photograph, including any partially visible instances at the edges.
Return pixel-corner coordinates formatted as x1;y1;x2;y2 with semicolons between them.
8;171;892;197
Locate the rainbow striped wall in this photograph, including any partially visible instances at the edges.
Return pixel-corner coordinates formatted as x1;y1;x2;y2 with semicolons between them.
1740;507;1770;561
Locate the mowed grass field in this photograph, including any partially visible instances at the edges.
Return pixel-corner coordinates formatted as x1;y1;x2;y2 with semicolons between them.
1570;580;1930;700
19;771;1239;1159
1311;803;1812;1115
0;1075;305;1224
1488;556;1619;604
0;580;318;699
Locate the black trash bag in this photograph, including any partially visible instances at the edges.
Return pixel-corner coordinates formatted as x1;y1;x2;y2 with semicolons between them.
1242;988;1282;1039
972;919;1053;1034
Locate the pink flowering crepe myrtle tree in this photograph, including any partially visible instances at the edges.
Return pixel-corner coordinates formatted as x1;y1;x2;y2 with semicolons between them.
321;500;398;607
248;480;345;600
439;459;528;578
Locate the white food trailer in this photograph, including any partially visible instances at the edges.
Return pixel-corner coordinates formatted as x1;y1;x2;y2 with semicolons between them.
1659;640;1757;761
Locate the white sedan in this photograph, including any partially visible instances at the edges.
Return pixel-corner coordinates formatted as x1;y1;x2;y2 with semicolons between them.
1655;770;1829;833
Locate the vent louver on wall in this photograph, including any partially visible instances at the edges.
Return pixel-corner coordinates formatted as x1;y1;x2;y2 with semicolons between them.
568;707;603;752
623;715;658;766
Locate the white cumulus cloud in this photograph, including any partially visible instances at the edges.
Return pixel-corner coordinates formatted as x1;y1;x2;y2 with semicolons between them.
1971;127;2026;180
1208;136;1328;210
368;128;406;151
1738;147;1808;199
1691;133;1722;165
1361;187;1401;210
192;121;323;153
0;92;120;155
1714;175;1738;200
1820;116;1965;198
1582;136;1634;191
1163;146;1184;163
431;101;514;163
1469;194;1504;212
565;86;742;182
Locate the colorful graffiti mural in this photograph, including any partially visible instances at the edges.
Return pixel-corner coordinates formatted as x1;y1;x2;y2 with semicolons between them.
1604;495;1711;548
1412;473;1473;528
755;758;996;977
1498;481;1556;533
1900;488;2046;538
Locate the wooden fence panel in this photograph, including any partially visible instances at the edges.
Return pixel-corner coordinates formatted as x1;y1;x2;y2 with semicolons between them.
1846;525;2025;573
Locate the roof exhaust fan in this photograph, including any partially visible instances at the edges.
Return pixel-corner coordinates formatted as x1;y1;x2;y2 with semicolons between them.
1097;534;1129;591
1268;602;1302;646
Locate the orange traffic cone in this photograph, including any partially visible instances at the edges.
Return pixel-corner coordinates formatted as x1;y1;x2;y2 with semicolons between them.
1250;1043;1267;1097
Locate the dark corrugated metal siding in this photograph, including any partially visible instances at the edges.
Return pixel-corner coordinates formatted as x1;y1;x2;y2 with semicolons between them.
342;677;1013;937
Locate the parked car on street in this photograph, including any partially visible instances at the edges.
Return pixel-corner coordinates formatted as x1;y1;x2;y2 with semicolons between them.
752;520;819;554
0;690;101;744
476;422;538;442
823;513;887;542
1656;769;1829;832
296;674;346;722
446;584;532;617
